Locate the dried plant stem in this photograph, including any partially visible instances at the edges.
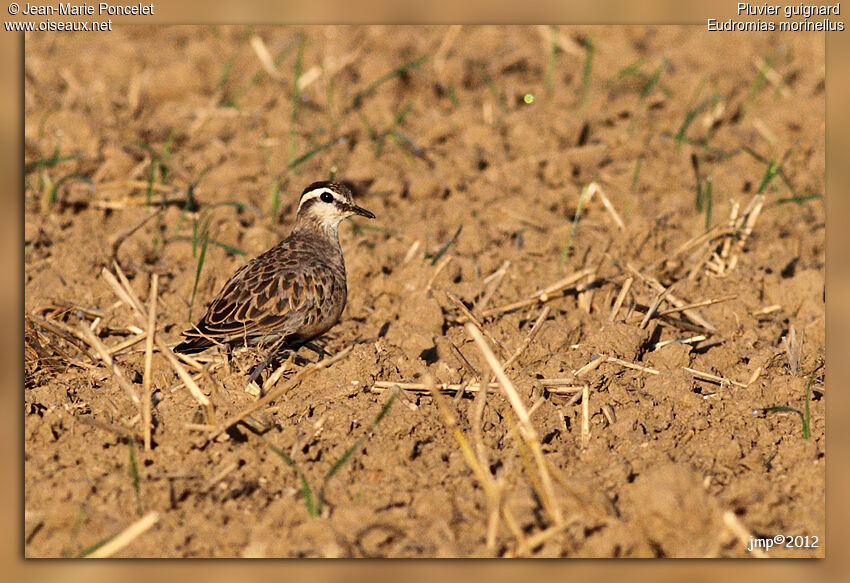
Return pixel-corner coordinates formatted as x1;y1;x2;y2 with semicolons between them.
434;25;463;80
425;254;453;292
449;342;481;378
142;273;157;451
720;201;740;261
511;518;575;558
684;367;747;388
626;294;737;324
102;265;213;422
651;334;706;350
446;291;508;359
782;325;804;376
639;281;679;329
426;379;502;552
374;380;574;394
609;276;633;321
723;510;767;558
471;378;490;474
78;324;141;406
581;384;590;445
528;267;595;301
535;24;584;56
563;356;660;380
648;224;732;271
474;260;510;314
627;265;717;332
501;306;550;372
403;240;421;264
482;267;594;318
573;355;606;378
108;209;163;265
158;340;214;422
209;346;354;441
107;332;147;355
606;357;659;375
593;183;625;231
29;313;98;361
84;511;160;558
466;323;562;526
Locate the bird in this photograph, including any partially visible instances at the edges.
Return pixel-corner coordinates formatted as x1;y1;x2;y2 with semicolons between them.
174;181;375;372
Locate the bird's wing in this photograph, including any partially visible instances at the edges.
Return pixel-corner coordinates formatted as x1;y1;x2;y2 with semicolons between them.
184;243;332;343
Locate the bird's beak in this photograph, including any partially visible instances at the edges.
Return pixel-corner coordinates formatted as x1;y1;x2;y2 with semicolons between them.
348;203;376;219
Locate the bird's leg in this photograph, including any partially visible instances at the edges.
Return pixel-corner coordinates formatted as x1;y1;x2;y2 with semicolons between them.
247;337;289;386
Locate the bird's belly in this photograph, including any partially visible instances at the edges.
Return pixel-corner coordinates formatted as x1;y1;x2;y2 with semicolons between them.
292;289;345;341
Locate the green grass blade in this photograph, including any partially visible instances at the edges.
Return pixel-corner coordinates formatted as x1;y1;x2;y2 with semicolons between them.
756;159;780;194
316;394;397;514
430;225;463;265
352;55;429;108
216;55;237;106
289;36;304;169
25;151;82;173
126;438;143;517
287;137;343;172
640;58;667;99
188;227;210;322
675;95;718;150
560;184;591;270
630;155;643;194
702;177;713;231
48;173;94;206
761;406;806;436
264;441;318;517
803;372;816;439
777;194;823;205
579;37;594;108
544;25;558;94
75;532;119;558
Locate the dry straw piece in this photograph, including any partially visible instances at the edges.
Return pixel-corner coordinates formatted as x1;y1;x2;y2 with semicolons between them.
84;511;160;558
465;323;563;526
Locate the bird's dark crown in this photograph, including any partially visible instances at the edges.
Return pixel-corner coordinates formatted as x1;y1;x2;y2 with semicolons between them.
300;181;352;200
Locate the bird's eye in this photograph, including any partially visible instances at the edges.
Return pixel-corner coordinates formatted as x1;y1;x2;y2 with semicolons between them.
320;192;334;203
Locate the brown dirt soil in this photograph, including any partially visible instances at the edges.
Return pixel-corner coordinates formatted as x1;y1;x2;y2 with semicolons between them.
24;26;825;558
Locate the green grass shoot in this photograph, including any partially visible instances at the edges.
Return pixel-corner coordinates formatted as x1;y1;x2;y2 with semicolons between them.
757;148;792;194
761;370;817;439
287;136;344;172
215;54;237;107
740;57;770;119
188;216;211;322
675;94;719;152
691;153;713;231
640;58;668;100
74;531;119;558
137;133;175;205
579;36;594;108
262;393;396;517
630;155;643;195
803;371;813;439
288;36;305;171
126;438;143;517
25;147;81;174
47;173;94;206
429;225;463;265
351;55;429;109
559;184;591;270
544;25;559;94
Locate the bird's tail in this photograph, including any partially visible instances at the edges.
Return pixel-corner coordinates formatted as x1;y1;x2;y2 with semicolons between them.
173;335;213;354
